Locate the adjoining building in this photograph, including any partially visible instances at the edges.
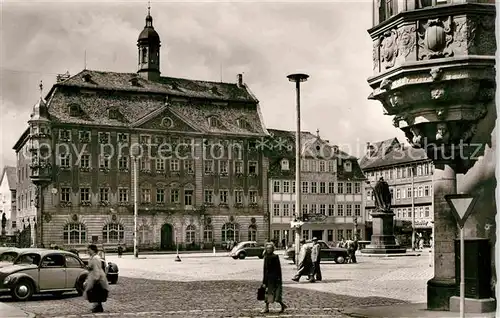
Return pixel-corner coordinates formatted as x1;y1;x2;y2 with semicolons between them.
0;166;18;238
359;138;434;247
267;129;366;248
12;9;270;250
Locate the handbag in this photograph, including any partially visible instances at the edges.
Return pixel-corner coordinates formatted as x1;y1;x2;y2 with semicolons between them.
257;286;266;301
87;281;108;303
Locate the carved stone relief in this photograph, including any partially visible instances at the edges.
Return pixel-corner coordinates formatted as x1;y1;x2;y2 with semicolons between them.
373;39;380;71
380;29;398;69
476;15;496;55
453;16;477;56
435;123;450;143
418;17;454;60
430;84;446;101
397;25;416;59
430;67;443;81
461;124;477;143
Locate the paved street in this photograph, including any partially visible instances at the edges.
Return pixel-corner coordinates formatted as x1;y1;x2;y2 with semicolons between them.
1;252;432;317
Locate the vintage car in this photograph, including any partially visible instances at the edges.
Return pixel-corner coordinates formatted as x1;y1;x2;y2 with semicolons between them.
0;247;23;268
285;240;348;264
230;241;265;260
78;250;118;284
0;249;88;301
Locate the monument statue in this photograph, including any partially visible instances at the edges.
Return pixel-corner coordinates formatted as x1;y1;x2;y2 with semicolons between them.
1;213;6;235
373;177;392;212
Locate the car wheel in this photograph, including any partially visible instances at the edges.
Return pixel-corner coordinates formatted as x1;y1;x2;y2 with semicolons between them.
11;279;34;301
76;276;86;296
232;256;238;260
335;255;346;264
238;253;246;259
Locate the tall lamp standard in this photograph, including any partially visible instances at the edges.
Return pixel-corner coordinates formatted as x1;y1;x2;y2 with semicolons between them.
287;73;309;267
411;165;416;251
131;146;140;258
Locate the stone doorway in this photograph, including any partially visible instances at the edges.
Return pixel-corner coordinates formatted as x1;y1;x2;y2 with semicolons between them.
160;223;174;250
311;230;324;241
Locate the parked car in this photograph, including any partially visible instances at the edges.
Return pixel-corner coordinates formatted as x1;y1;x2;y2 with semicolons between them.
78;250;119;284
0;249;88;301
230;241;265;260
285;240;348;264
0;248;22;268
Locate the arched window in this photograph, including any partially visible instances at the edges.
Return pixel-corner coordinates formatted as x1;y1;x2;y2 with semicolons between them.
185;225;196;243
281;159;289;171
203;225;213;243
102;223;125;243
138;224;151;245
221;223;239;242
63;223;87;244
141;48;148;63
248;224;257;241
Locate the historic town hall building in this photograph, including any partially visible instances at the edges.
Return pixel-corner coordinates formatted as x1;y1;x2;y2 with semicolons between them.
13;10;270;250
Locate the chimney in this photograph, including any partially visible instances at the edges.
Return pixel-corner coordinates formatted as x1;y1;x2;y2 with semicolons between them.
237;74;243;88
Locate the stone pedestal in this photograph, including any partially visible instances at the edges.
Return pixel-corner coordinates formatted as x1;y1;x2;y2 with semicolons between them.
361;212;406;254
450;297;496;314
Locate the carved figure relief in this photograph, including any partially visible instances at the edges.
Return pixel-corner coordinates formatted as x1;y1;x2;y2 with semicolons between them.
397;25;416;58
435;123;450;143
418;17;454;60
436;108;448;121
454;16;477;55
388;92;404;108
430;67;444;81
431;85;446;100
380;29;398;69
410;127;423;148
461;124;477;143
477;15;496;55
380;78;392;91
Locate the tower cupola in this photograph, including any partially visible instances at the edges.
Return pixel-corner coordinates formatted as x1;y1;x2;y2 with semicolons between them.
137;3;161;81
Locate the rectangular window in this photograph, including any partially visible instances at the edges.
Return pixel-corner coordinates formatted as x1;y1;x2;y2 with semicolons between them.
425;206;430;217
249;190;257;203
170;159;180;172
310;204;317;214
204;160;214;174
301;181;309;193
140;158;150;171
328;182;335;194
156;158;165;171
346;229;353;240
80;154;90;168
140;135;150;144
204;190;213;204
396;189;401;199
319;161;326;172
283;203;290;216
248;161;258;175
354;182;361;194
118;188;128;202
292;203;296;214
418;187;423;197
118;156;128;170
328;204;335;216
273;181;281;193
319;182;326;194
338;182;344;194
59;129;71;141
292;181;296;193
234;190;243;204
170;189;180;203
319;204;326;215
283;181;290;193
328;160;335;173
407;187;412;198
346;204;352;216
408;209;412;218
99;187;109;202
80;188;90;203
311;182;317;194
142;189;151;203
234;161;243;174
327;230;333;242
311;160;318;172
337;229;344;241
219;160;228;175
61;187;71;202
424;185;430;196
156;189;165;203
346;182;352;194
184;160;194;174
273;203;280;216
184;190;193;206
337;204;344;216
219;190;228;203
302;230;309;241
355;204;361;216
302;204;308;215
118;133;129;143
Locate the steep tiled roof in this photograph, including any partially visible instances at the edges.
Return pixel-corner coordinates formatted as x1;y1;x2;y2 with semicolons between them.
58;70;256;102
0;166;17;190
359;138;429;170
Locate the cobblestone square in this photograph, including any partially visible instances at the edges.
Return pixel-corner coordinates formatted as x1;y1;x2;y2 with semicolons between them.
1;252;433;317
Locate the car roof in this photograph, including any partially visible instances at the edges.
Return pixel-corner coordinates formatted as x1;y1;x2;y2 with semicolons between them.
17;249;79;257
0;247;22;253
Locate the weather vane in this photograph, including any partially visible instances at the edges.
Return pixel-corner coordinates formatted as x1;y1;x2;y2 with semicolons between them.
39;81;43;97
148;1;151;15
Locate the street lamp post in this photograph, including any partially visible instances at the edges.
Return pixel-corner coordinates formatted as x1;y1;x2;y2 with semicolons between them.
287;73;309;267
411;165;415;251
131;146;140;258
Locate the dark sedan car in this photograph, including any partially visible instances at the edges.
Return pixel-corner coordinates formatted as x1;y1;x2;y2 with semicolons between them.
285;240;348;264
230;241;265;260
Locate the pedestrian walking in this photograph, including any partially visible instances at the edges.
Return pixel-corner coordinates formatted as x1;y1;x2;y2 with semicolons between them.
117;244;123;258
281;238;286;250
261;243;287;313
292;239;313;282
310;237;322;282
83;244;109;313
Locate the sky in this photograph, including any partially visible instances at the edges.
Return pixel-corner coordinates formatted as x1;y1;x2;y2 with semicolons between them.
0;0;407;169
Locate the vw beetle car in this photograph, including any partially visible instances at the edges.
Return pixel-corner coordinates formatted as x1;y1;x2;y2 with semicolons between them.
0;247;22;268
230;241;265;260
0;249;88;301
285;240;348;264
78;250;118;284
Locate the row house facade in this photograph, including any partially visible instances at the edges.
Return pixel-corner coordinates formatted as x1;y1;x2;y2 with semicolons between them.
267;129;366;248
0;166;18;237
359;138;434;245
12;10;270;250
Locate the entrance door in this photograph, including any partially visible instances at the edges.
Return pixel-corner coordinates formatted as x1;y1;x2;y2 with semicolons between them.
311;230;324;241
160;224;174;250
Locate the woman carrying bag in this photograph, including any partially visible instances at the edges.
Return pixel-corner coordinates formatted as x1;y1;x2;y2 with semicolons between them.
83;244;109;313
260;243;287;313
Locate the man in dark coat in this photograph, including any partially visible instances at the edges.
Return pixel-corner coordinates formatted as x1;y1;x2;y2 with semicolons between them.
292;239;312;282
261;243;287;313
309;237;322;282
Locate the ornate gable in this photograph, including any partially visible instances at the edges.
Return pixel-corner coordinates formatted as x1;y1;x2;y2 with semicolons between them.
134;107;201;133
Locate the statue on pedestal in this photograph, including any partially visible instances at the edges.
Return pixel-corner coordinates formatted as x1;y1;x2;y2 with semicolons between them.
373;177;392;212
1;213;6;236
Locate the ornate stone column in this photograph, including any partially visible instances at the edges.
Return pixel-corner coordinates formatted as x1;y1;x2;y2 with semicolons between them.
367;2;496;310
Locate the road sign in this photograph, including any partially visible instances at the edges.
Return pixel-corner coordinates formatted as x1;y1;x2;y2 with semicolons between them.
445;194;479;229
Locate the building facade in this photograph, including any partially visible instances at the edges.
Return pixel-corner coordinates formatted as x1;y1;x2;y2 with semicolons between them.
360;138;434;246
0;166;18;236
12;10;270;250
267;129;366;247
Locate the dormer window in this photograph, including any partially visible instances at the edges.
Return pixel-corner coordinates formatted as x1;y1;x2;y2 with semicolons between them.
68;104;81;117
208;116;221;128
344;160;352;172
82;74;92;82
237;118;251;130
281;159;289;171
108;108;120;120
